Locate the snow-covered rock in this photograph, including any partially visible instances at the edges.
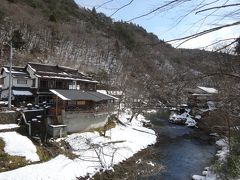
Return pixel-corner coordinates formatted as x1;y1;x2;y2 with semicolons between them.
216;138;229;161
192;175;206;180
195;115;201;120
169;109;197;127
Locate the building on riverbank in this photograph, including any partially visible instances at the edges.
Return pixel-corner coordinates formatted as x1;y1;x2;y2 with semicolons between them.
0;63;117;135
186;86;218;108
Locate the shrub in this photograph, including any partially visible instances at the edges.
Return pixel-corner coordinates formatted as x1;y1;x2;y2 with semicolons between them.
214;132;240;179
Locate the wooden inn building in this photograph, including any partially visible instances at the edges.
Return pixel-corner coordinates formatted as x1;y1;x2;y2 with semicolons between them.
0;62;116;134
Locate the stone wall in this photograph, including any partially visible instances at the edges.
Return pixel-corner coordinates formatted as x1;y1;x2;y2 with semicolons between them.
0;111;19;124
62;110;109;133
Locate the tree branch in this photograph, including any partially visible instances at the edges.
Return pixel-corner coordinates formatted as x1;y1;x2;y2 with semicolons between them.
196;3;240;14
110;0;134;17
96;0;114;10
127;0;183;22
167;21;240;47
215;39;237;52
199;38;237;49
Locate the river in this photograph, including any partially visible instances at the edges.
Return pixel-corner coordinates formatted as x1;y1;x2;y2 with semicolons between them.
93;110;216;180
141;110;216;180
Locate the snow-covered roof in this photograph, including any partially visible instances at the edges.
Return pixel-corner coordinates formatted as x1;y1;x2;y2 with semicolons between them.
28;62;97;83
50;90;70;100
192;93;212;96
12;90;33;96
97;90;119;100
39;75;98;83
2;67;29;77
98;90;123;96
50;89;116;101
198;86;218;94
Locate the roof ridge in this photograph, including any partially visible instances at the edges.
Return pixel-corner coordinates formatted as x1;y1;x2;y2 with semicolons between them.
3;65;25;69
28;62;56;67
28;62;81;72
57;65;78;71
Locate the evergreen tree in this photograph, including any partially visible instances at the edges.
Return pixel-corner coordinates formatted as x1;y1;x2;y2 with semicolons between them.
235;37;240;55
11;30;25;50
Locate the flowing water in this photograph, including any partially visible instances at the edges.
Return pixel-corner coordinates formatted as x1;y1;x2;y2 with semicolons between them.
141;110;216;180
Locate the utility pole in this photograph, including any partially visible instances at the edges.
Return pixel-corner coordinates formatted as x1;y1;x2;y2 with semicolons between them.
8;41;13;110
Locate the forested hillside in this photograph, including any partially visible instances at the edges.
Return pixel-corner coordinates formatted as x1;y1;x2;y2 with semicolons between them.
0;0;236;105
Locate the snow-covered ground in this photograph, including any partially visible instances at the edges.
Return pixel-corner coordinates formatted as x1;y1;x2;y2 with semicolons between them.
0;132;39;162
0;124;19;131
0;111;157;180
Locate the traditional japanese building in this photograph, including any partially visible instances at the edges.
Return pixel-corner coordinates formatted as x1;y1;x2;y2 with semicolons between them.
186;86;218;108
26;62;98;104
0;66;34;105
0;62;117;134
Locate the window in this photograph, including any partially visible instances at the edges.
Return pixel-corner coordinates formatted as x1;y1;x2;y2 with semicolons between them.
32;79;36;87
38;95;53;103
69;81;76;90
17;79;27;85
69;82;73;90
49;80;55;88
72;81;76;89
77;100;85;105
40;80;48;88
56;81;63;89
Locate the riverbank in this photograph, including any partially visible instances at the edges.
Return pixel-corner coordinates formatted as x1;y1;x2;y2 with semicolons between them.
91;145;164;179
149;110;218;179
192;138;229;180
93;110;217;179
0;111;157;180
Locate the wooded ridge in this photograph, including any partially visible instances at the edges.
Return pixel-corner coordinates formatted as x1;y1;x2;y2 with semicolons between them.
0;0;237;105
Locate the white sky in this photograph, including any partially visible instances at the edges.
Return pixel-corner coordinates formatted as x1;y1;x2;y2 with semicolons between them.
75;0;240;50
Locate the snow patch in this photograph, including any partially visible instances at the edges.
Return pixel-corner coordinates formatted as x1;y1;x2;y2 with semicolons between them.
169;109;197;127
0;132;39;162
198;86;218;94
0;111;156;179
216;138;229;161
146;109;157;114
195;115;201;120
147;161;155;167
0;124;19;130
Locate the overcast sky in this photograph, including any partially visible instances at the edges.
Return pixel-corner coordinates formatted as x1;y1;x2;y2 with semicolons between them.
75;0;239;50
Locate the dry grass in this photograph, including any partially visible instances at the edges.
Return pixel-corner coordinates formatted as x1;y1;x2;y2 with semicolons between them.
87;118;116;137
0;138;28;172
36;145;52;162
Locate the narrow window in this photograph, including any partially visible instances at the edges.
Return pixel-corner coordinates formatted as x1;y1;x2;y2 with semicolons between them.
17;79;27;84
